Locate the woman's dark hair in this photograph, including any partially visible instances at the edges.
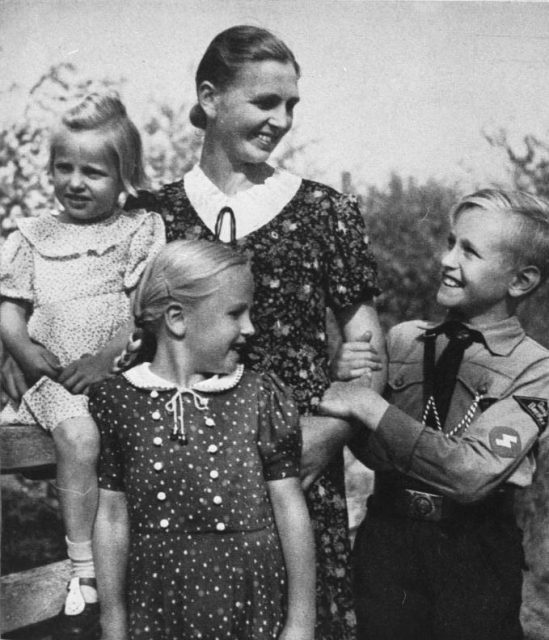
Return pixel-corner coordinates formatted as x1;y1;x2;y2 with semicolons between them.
190;25;300;129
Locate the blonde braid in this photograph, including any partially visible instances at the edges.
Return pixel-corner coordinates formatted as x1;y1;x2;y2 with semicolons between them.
111;329;146;374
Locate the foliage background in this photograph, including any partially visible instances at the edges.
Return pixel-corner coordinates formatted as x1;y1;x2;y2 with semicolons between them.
2;63;549;639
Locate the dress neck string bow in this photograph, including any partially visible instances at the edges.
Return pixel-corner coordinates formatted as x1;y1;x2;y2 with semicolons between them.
165;388;215;445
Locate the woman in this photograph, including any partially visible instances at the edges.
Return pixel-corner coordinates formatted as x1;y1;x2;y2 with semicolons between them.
130;25;385;640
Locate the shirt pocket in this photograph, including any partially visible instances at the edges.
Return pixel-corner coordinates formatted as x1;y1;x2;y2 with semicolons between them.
386;361;425;421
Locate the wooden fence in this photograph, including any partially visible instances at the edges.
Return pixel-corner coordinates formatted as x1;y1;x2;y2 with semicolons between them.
1;424;69;638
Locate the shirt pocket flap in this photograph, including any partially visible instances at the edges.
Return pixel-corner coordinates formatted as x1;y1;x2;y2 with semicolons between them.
387;361;423;393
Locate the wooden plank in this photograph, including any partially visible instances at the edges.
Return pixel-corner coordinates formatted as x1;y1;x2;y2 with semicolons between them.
0;560;70;633
0;424;56;472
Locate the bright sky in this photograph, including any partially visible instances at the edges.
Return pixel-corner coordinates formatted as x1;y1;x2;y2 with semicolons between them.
2;0;549;191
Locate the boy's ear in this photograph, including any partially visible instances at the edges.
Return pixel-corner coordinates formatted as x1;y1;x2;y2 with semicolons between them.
508;265;541;299
197;80;219;120
164;303;187;338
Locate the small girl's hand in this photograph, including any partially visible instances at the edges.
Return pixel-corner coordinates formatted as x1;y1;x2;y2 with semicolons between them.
331;330;382;381
19;343;62;384
59;352;112;395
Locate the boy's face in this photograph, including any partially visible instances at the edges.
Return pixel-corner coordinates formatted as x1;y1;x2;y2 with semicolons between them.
437;206;519;325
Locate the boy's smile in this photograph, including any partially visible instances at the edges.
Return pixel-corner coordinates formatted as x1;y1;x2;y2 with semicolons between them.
437;207;519;325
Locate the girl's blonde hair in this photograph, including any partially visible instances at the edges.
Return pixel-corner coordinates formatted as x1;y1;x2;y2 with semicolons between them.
49;92;145;196
113;240;250;372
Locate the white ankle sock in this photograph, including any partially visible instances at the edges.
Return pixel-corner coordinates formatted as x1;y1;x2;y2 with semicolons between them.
66;537;97;603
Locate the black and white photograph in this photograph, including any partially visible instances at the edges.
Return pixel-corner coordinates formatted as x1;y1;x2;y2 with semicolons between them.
2;2;549;639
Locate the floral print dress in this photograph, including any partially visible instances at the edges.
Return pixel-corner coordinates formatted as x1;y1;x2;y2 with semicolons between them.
131;175;379;640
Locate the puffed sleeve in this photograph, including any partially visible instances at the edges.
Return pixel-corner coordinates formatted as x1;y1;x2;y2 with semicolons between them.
316;184;380;310
123;210;166;290
89;382;125;492
257;373;302;481
0;230;34;302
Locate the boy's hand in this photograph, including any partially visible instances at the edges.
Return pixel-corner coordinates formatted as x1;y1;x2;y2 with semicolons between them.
59;352;113;395
319;373;372;420
1;356;29;402
18;343;62;385
331;330;382;381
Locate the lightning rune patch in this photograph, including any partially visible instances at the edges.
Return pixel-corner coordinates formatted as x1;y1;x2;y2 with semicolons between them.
489;427;521;458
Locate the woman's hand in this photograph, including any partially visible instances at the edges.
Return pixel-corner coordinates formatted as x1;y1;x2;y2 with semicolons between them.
59;352;113;395
330;330;381;381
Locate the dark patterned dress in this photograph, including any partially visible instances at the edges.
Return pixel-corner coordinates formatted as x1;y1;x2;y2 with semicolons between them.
132;178;380;640
90;366;301;639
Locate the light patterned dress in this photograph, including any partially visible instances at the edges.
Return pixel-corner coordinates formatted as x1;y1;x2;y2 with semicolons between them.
0;209;165;430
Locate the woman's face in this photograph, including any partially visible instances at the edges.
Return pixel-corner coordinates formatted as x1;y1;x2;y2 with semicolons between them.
205;60;300;166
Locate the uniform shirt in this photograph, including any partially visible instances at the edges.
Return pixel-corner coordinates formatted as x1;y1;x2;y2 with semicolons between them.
359;316;549;503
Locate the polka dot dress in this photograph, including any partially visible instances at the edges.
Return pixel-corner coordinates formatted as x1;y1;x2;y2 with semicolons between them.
89;364;302;639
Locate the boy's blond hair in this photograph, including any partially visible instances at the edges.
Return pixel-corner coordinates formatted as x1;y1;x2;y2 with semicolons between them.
452;189;549;282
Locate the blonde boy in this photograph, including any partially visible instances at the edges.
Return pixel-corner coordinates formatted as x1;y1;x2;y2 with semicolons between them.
322;189;549;640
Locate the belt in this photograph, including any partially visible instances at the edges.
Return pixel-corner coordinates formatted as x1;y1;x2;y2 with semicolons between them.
371;477;515;523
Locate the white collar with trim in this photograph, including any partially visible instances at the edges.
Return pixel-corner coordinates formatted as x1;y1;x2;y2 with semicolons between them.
184;164;302;241
123;362;244;393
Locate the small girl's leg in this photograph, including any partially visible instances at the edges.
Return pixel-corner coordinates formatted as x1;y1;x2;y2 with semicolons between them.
52;416;101;640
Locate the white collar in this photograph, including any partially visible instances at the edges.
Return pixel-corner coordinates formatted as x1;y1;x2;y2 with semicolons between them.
123;362;244;393
184;164;302;241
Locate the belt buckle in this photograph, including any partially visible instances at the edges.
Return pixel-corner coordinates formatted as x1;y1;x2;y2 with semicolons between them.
405;489;443;521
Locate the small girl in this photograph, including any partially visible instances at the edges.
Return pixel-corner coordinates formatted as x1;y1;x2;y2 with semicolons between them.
90;239;315;640
0;93;165;638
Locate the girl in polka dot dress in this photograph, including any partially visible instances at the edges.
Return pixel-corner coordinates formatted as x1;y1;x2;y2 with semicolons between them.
90;240;315;640
0;93;165;638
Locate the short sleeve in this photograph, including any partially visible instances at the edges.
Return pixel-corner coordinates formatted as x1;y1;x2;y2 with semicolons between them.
318;185;380;310
88;383;125;491
123;211;166;290
0;230;34;302
257;373;302;481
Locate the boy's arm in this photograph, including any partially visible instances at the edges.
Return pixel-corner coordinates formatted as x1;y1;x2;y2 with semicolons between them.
268;477;315;640
93;488;130;640
0;299;61;383
320;362;549;503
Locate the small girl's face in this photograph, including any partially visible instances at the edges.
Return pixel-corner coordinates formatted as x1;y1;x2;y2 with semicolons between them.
52;128;122;224
183;265;255;375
